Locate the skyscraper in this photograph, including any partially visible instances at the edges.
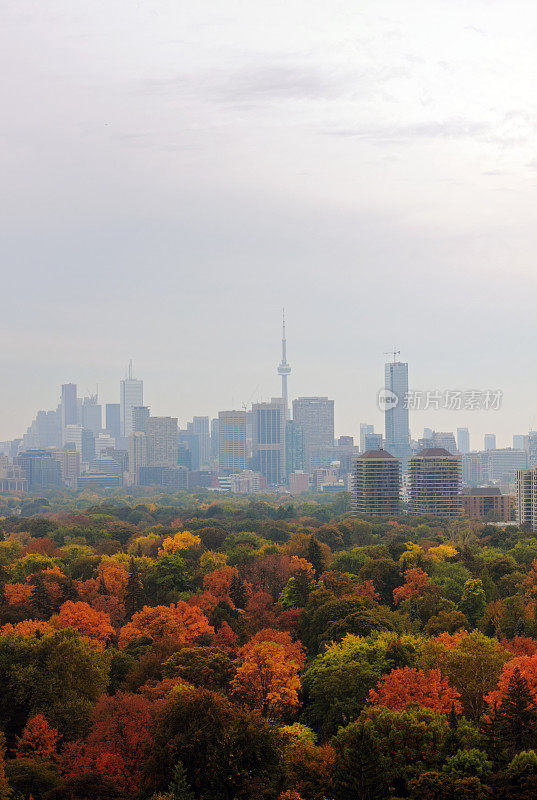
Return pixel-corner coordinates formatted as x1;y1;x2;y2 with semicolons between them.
146;416;178;466
81;395;102;434
64;425;95;464
286;419;305;476
128;431;148;482
132;406;150;433
120;362;143;437
484;434;497;451
384;356;410;468
513;434;526;451
457;427;470;454
105;404;121;439
210;418;219;459
252;398;286;485
292;397;334;474
191;416;210;468
359;423;374;453
218;410;247;475
409;448;461;517
352;449;401;515
277;310;291;417
61;383;78;442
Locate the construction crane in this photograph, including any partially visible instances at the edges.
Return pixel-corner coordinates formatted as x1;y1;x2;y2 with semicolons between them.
384;347;401;364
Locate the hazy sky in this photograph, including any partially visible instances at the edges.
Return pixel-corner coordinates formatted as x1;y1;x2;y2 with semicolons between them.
3;0;537;447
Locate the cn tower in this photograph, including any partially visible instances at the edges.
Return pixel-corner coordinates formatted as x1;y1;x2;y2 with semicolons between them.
277;309;291;416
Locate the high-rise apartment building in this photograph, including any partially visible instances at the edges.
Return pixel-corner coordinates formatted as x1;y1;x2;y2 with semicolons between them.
409;448;461;517
457;427;470;454
292;397;334;474
351;449;401;515
120;362;143;437
218;411;247;475
252;398;286;485
484;434;497;451
128;432;148;482
517;466;537;531
146;417;178;466
384;358;410;468
105;404;121;439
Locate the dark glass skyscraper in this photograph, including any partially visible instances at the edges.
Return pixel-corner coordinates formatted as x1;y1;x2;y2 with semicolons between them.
384;359;410;469
252;399;286;485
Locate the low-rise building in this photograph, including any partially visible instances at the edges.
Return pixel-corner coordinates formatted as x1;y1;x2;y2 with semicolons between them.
461;487;515;520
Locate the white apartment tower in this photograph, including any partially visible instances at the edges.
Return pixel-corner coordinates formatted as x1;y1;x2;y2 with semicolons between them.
517;466;537;531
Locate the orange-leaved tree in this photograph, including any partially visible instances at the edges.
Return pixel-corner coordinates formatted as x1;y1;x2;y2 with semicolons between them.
0;620;53;637
232;639;301;719
485;652;537;708
242;629;306;670
97;561;129;602
393;568;430;605
118;602;213;648
59;692;154;793
15;714;60;761
51;601;115;646
368;666;462;713
3;582;34;605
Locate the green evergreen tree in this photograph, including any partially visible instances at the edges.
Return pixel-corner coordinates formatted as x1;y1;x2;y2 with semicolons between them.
229;573;247;609
124;558;144;619
31;573;53;617
167;762;195;800
497;668;537;757
307;536;324;579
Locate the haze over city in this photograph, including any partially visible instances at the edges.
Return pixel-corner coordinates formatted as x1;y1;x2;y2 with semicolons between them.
4;0;537;444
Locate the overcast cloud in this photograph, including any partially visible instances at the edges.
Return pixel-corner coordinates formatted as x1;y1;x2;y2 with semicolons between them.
3;0;537;446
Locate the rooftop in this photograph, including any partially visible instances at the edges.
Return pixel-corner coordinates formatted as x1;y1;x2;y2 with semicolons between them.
359;449;398;460
415;447;456;458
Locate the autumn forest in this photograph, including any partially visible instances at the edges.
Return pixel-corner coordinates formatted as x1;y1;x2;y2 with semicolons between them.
1;491;537;800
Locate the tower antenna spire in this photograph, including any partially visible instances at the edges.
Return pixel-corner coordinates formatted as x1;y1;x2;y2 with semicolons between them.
277;309;291;418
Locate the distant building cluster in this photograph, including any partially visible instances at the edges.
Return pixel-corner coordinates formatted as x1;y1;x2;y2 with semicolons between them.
1;316;536;527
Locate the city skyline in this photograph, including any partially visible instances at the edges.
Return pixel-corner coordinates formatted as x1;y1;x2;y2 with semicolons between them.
3;2;537;446
0;338;522;448
0;344;533;460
